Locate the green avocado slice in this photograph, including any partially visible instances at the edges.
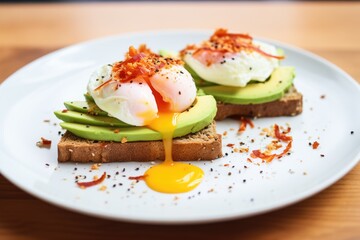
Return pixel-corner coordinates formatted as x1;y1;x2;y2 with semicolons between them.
58;95;217;142
200;66;295;104
54;110;131;127
64;101;108;116
60;123;162;142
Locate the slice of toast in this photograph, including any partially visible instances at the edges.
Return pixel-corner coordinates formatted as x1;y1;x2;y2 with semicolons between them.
215;86;303;120
58;122;222;163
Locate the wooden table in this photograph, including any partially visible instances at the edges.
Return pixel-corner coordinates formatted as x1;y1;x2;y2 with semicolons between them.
1;2;359;239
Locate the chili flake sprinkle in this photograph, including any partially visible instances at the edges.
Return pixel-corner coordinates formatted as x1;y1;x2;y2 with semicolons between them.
36;137;52;148
128;175;147;181
312;141;320;149
238;117;255;133
77;172;107;189
180;28;284;66
96;45;183;91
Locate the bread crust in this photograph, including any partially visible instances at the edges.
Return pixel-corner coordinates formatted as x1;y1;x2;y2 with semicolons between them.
58;122;222;162
215;86;303;120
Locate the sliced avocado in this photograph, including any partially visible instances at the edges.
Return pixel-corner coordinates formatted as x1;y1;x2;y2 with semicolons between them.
54;110;131;127
59;95;217;142
60;123;162;142
64;101;108;116
84;92;94;102
200;66;295;104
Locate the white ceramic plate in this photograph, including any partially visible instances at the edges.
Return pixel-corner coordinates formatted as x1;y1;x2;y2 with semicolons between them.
1;30;359;224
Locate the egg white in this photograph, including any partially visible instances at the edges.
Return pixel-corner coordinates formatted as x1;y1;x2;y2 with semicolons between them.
150;65;196;112
183;40;280;87
87;64;196;126
87;65;158;126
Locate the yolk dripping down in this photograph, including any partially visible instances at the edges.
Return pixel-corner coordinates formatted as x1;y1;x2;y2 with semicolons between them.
144;111;204;193
143;90;204;194
106;45;203;193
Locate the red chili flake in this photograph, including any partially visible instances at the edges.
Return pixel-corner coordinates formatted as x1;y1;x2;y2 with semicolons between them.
252;141;293;163
36;137;52;148
94;79;114;91
226;143;235;148
274;124;292;142
113;129;120;133
128;175;147;181
247;158;253;163
224;163;230;167
283;127;291;134
77;172;106;188
180;29;284;66
238;117;254;133
61;109;68;113
252;150;276;163
238;121;246;132
277;141;292;158
312;141;320;149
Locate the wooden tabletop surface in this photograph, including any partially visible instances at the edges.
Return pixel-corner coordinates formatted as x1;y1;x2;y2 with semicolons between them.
0;1;359;239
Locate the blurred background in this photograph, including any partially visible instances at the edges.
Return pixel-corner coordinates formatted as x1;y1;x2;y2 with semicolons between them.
1;0;360;2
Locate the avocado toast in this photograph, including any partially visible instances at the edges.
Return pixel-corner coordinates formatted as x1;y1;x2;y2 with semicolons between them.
54;45;222;163
55;95;221;162
178;29;303;120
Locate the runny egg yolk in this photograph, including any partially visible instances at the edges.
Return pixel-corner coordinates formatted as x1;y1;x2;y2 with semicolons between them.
107;45;203;193
144;111;204;193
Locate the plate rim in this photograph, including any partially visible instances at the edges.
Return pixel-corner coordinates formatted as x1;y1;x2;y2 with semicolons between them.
0;29;359;224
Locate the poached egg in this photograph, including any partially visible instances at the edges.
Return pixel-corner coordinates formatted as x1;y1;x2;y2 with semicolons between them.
88;55;196;126
181;28;284;87
87;45;203;193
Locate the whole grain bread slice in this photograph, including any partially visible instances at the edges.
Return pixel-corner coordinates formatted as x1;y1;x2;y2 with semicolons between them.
215;86;303;120
58;122;222;163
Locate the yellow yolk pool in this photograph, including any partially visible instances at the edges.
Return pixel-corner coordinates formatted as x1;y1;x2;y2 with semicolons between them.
144;111;204;193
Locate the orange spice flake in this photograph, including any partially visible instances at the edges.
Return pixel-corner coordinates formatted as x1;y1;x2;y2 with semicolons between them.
180;28;284;66
94;45;183;91
238;117;254;133
240;147;249;153
252;141;292;163
226;143;235;148
274;124;292;142
312;141;320;149
91;163;101;170
112;45;182;83
77;172;107;189
266;140;282;151
36;137;52;148
128;175;147;181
